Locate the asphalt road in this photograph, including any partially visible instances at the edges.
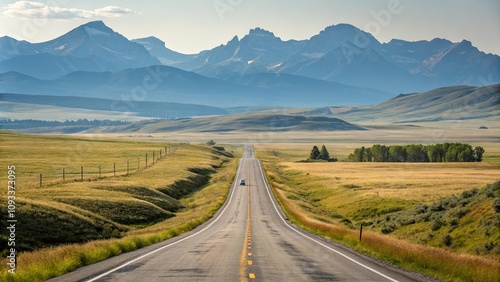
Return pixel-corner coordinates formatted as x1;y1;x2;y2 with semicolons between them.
49;145;431;282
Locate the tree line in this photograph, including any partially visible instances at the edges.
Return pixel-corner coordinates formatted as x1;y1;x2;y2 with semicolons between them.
347;143;485;162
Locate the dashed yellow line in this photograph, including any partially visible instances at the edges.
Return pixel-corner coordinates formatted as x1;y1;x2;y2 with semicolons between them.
240;177;256;281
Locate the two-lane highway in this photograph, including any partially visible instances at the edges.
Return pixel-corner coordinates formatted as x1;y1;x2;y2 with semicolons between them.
50;145;429;281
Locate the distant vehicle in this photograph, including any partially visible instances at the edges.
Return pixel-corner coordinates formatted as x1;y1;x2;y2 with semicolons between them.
239;178;246;186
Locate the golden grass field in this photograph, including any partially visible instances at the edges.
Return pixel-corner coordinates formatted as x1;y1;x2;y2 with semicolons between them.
283;162;500;201
255;139;500;281
0;131;189;189
0;131;241;281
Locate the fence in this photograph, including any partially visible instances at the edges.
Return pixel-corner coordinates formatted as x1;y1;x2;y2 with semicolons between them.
33;145;178;188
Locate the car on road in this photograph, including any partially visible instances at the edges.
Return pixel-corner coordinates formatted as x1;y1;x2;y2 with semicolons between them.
239;178;246;186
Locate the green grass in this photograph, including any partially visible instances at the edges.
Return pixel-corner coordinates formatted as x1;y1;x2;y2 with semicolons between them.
0;131;241;281
259;147;500;282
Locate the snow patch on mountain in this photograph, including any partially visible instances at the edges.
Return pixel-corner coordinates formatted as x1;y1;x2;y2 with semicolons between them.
55;44;66;51
84;27;110;37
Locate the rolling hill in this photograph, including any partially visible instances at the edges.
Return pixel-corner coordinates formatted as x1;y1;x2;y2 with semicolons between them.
88;113;365;133
0;93;228;120
330;84;500;122
2;84;497;133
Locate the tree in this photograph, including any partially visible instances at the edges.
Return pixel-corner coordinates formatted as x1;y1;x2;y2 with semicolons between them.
407;144;428;162
309;145;321;160
458;146;474;162
319;145;330;161
371;144;388;162
474;146;485;162
389;145;407;162
206;140;216;146
445;144;459;162
366;148;372;162
427;145;441;162
347;153;356;162
358;146;365;162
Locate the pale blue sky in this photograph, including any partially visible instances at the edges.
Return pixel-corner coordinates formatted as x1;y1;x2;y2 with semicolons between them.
1;0;499;55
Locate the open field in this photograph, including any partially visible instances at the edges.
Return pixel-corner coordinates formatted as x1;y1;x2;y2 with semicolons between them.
0;131;240;281
0;131;179;189
95;118;500;158
257;143;500;281
283;162;500;201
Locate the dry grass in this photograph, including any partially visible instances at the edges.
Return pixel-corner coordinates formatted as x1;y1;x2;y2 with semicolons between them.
2;158;238;281
0;131;176;189
0;131;241;281
284;162;500;202
273;185;499;281
260;144;500;282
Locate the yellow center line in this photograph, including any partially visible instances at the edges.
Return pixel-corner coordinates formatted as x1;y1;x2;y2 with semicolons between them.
240;173;254;281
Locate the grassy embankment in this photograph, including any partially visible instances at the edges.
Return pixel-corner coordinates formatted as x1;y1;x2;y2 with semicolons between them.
0;131;240;281
257;143;500;282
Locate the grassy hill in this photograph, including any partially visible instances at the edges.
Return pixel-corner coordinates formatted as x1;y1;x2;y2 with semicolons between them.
330;84;500;123
90;113;365;133
0;131;235;254
0;93;228;121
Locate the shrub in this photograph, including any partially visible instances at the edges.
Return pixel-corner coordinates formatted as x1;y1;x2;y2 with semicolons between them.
442;234;453;247
340;218;352;226
461;188;478;199
413;203;428;214
485;241;495;251
381;223;396;234
493;199;500;213
431;220;443;231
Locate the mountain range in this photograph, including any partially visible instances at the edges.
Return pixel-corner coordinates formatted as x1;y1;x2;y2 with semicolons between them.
1;21;499;108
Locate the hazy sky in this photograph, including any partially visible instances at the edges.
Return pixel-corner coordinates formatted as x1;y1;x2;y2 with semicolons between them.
1;0;499;55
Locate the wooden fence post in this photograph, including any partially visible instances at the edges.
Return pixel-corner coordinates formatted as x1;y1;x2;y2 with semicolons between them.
359;224;363;242
62;168;65;181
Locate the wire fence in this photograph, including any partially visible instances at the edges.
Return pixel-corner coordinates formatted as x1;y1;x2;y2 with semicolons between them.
27;145;180;188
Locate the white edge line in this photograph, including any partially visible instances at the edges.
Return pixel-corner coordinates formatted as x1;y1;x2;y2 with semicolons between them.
255;159;400;282
85;159;244;282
